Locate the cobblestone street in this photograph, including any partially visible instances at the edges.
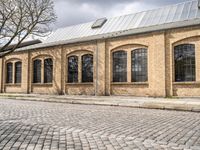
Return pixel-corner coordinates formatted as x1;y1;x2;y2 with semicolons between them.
0;99;199;150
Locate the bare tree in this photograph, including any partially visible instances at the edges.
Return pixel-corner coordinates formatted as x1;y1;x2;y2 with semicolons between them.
0;0;56;58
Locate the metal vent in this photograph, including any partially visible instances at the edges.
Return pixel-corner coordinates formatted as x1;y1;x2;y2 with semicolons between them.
92;18;107;29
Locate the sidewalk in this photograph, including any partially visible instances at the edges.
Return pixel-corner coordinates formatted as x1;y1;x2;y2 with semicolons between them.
0;93;200;112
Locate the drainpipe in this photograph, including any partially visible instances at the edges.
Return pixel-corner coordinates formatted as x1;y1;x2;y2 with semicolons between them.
198;0;200;8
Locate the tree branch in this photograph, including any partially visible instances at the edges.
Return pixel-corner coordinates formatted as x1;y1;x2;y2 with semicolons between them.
0;0;56;57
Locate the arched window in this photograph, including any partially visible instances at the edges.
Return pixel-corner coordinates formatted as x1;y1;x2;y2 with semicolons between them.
174;44;195;82
131;48;148;82
82;54;93;82
68;56;78;83
33;59;41;83
6;62;13;83
113;51;127;82
15;61;22;83
44;58;53;83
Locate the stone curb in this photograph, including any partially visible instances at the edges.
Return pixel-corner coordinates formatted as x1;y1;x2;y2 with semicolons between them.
0;96;200;112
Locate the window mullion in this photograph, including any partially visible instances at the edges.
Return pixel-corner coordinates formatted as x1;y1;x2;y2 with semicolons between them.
41;59;44;84
78;55;82;83
127;50;131;83
12;62;15;84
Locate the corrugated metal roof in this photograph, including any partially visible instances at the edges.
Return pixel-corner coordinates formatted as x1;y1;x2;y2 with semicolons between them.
17;0;200;51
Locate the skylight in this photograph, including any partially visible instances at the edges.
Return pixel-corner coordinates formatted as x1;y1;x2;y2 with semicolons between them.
91;18;107;29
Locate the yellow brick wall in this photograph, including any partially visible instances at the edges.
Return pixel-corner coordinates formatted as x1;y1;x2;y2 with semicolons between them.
29;46;62;94
0;26;200;97
3;52;29;93
96;40;106;96
165;26;200;97
62;42;96;95
106;32;166;97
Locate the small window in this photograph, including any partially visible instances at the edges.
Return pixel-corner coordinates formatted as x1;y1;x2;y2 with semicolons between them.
82;54;93;82
132;48;148;82
113;51;127;82
68;56;78;83
15;61;22;83
44;58;53;83
6;62;13;83
33;59;41;83
92;18;107;29
174;44;196;82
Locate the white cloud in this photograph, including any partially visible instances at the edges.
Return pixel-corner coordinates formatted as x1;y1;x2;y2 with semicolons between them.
106;2;156;17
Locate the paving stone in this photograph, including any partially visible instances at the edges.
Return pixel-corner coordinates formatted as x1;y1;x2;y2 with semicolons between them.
0;99;199;150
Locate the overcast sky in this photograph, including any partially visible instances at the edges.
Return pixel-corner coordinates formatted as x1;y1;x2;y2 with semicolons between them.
53;0;189;29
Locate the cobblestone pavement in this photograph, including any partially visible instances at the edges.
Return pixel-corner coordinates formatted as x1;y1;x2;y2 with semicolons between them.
0;99;199;150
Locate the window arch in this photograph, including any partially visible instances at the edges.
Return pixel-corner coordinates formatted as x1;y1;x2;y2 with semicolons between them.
174;44;196;82
33;59;41;83
68;56;78;83
131;48;148;82
113;51;127;82
44;58;53;83
82;54;93;82
6;62;13;83
15;61;22;83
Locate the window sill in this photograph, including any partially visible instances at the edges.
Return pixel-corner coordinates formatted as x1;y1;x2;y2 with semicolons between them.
32;83;53;87
173;82;200;85
66;83;93;85
111;82;149;85
5;84;21;87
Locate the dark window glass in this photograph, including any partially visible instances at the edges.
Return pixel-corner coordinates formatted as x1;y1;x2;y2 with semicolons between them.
33;59;41;83
44;58;53;83
68;56;78;83
174;44;195;82
82;54;93;82
15;61;22;83
113;51;127;82
6;62;13;83
132;48;148;82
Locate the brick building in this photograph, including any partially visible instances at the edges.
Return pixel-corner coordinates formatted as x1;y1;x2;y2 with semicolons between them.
0;0;200;97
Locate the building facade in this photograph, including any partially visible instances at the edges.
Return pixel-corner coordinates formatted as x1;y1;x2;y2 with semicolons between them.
0;0;200;97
